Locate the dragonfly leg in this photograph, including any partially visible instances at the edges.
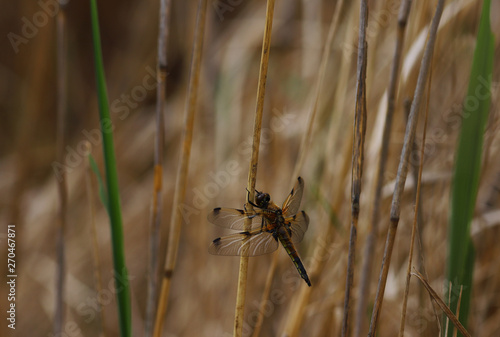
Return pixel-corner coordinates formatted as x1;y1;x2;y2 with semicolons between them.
246;188;260;209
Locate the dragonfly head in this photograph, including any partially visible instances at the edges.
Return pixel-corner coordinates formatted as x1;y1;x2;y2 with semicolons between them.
255;190;271;208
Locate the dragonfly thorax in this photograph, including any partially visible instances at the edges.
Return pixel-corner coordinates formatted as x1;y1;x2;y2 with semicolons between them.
265;208;284;226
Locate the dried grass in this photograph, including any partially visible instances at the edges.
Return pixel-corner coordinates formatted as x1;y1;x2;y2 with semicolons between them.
2;1;500;337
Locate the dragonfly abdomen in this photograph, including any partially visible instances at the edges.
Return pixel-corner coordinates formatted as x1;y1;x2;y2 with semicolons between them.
277;228;311;287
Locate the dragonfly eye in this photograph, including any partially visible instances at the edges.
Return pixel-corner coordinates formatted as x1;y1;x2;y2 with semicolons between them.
255;192;270;208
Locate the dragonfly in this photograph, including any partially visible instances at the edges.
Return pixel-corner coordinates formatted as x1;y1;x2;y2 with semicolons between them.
208;177;311;286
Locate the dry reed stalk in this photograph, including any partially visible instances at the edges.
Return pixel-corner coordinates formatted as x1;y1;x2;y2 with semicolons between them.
145;1;172;336
292;0;345;182
405;97;438;336
323;1;355;190
409;108;428;336
341;0;368;335
250;253;278;337
354;2;412;336
452;286;464;337
9;3;52;225
54;3;68;335
444;281;452;336
300;0;321;80
367;1;445;335
84;142;106;337
412;271;471;337
398;56;433;337
281;133;353;337
269;3;345;336
251;3;344;335
153;1;207;336
234;1;275;336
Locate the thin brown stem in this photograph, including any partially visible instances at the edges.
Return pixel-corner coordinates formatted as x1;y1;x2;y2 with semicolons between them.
234;1;275;336
292;0;345;181
251;3;344;335
341;0;368;335
354;2;412;335
452;286;464;337
278;2;345;335
367;1;445;335
412;271;471;337
84;142;106;337
281;132;352;337
251;253;278;337
399;52;433;337
153;1;207;336
404;96;439;336
54;3;68;336
145;1;172;336
445;281;452;337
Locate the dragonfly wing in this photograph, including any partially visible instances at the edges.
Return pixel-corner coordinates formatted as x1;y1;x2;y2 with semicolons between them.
281;177;304;217
286;210;309;243
209;230;279;256
207;207;265;230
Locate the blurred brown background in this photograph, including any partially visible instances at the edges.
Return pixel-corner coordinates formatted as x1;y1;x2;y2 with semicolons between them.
1;0;500;336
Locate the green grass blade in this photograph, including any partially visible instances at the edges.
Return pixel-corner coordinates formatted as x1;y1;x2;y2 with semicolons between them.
90;1;131;336
446;0;494;333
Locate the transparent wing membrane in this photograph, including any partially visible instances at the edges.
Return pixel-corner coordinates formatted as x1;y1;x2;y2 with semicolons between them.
281;177;304;217
286;210;309;243
209;230;279;256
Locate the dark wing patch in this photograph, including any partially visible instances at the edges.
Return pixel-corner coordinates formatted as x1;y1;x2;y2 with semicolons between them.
207;207;265;230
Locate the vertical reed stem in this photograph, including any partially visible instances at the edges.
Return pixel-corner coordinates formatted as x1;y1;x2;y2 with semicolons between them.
153;1;207;335
234;1;275;336
145;1;172;336
84;143;106;337
367;1;445;335
292;0;345;181
253;4;344;334
54;2;68;335
341;0;368;336
354;2;412;336
399;62;433;337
